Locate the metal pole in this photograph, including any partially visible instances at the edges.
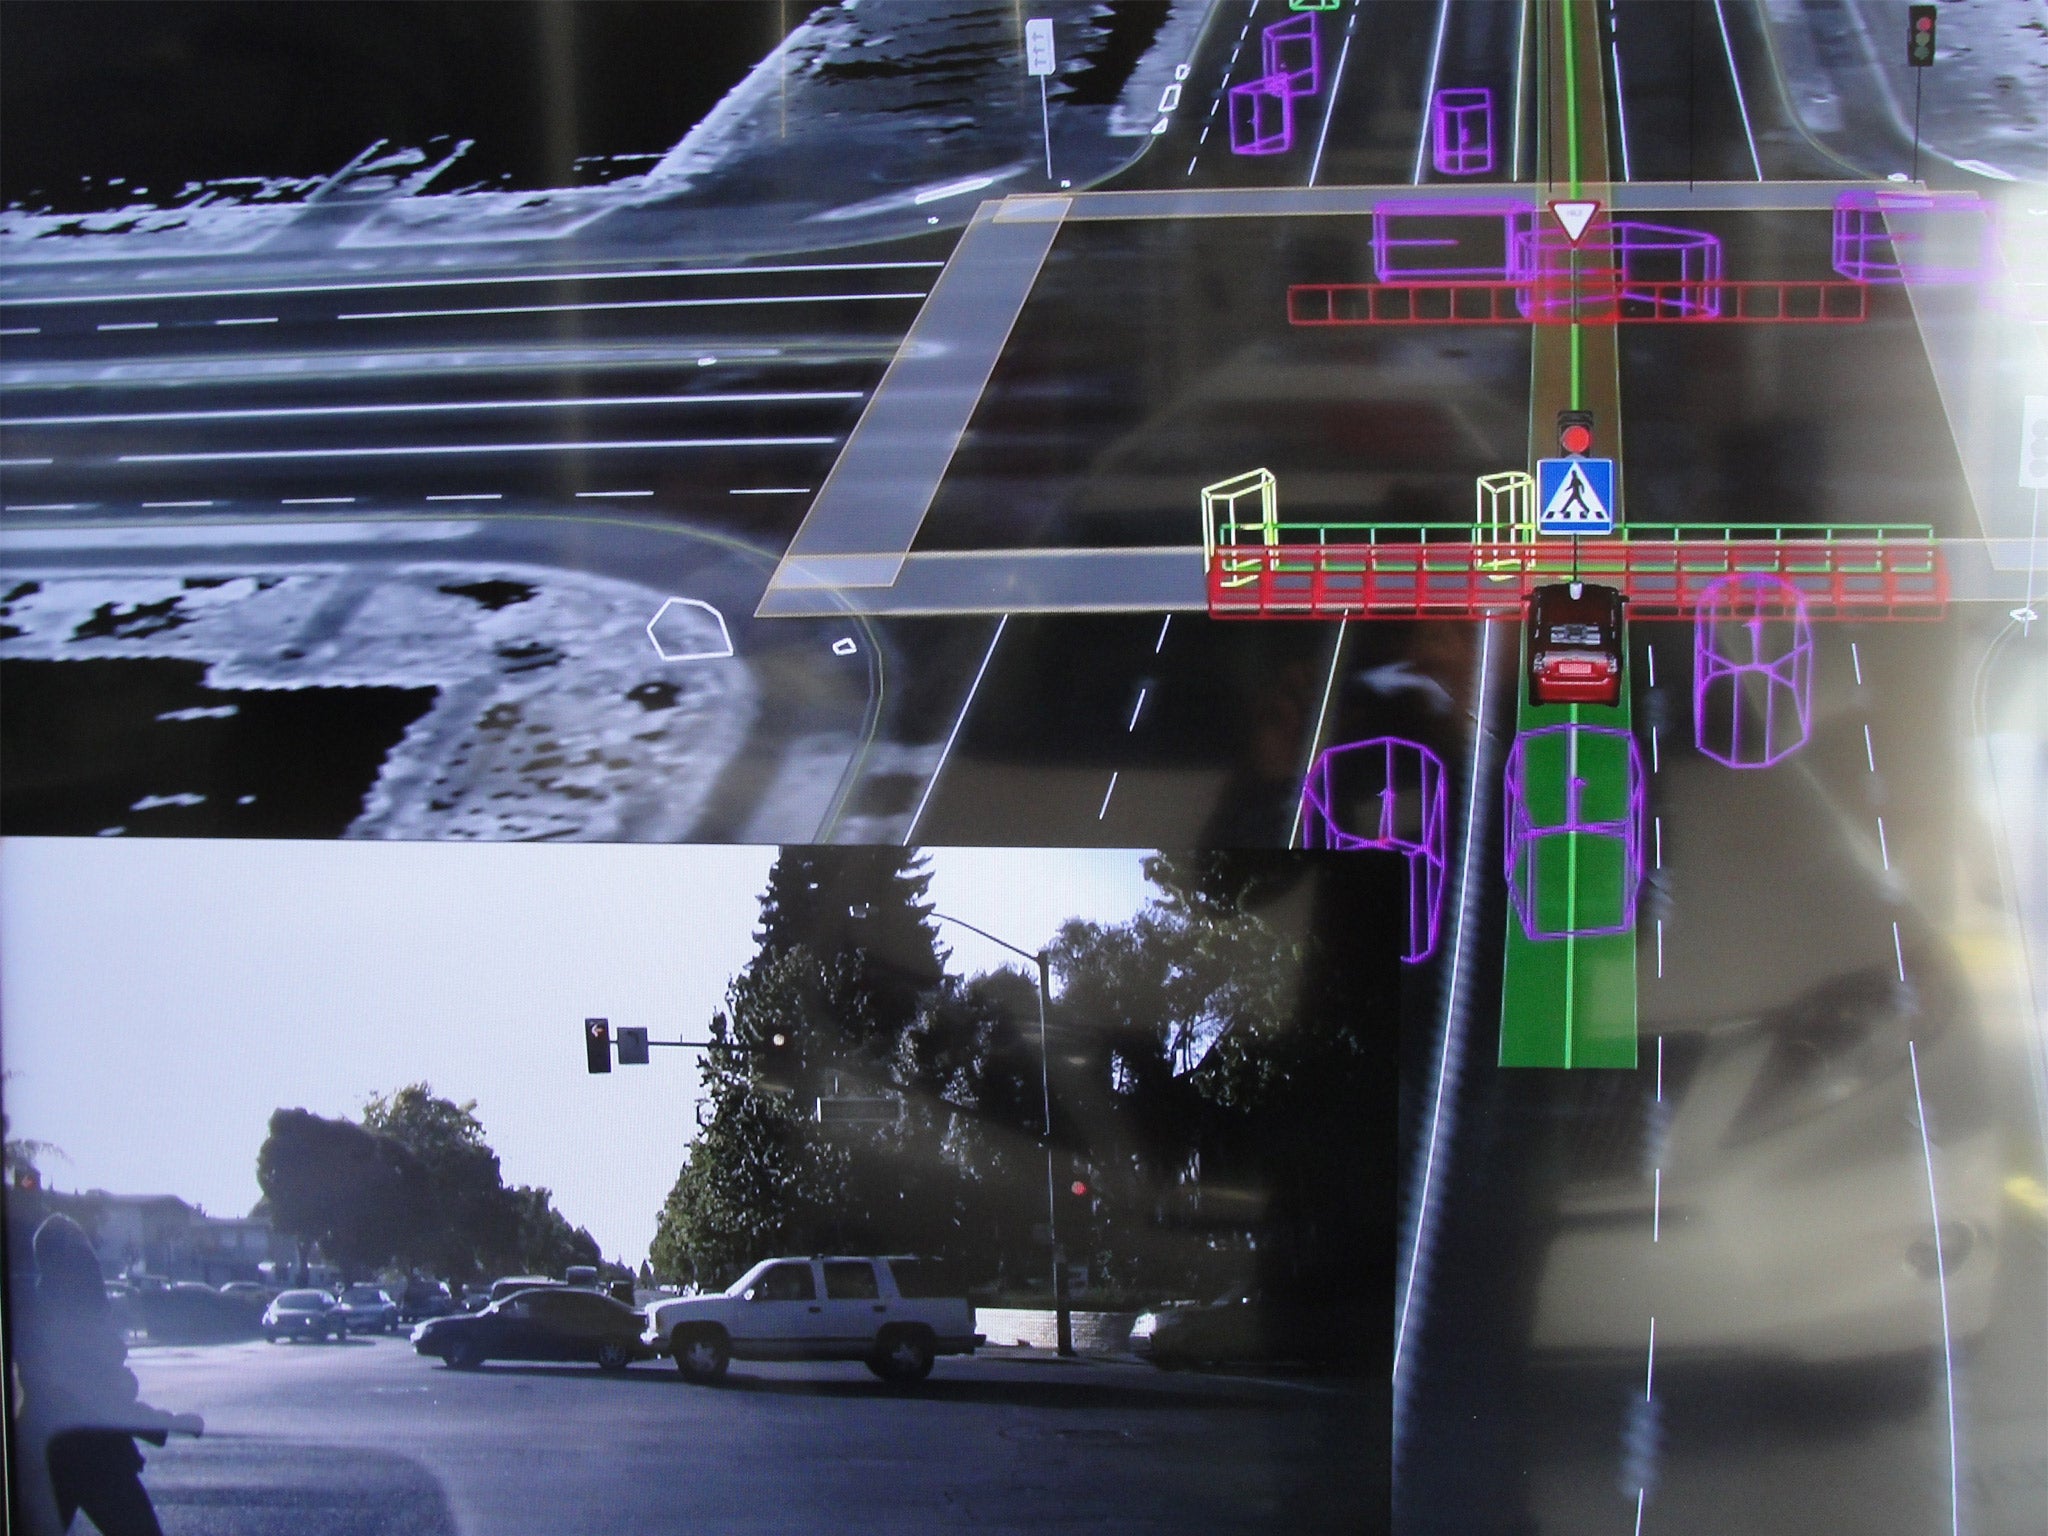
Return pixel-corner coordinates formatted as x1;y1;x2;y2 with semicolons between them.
1911;69;1923;184
1036;951;1072;1356
1039;75;1053;181
930;910;1074;1357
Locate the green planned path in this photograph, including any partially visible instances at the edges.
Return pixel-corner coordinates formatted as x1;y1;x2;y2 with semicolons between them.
1497;631;1640;1069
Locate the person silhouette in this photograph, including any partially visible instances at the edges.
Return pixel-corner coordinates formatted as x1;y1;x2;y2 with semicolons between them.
12;1213;189;1536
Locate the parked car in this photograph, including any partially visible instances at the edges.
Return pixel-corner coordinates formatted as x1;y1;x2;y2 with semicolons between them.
333;1285;400;1334
1130;1292;1261;1368
397;1278;457;1324
412;1287;651;1372
644;1256;981;1385
1525;580;1624;706
487;1275;562;1305
262;1289;347;1343
218;1281;276;1306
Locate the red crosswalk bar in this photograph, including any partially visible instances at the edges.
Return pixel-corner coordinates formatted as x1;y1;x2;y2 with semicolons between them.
1207;539;1946;619
1286;279;1871;326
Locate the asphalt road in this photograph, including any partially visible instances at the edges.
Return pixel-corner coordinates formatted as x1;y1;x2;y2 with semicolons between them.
125;1334;1380;1536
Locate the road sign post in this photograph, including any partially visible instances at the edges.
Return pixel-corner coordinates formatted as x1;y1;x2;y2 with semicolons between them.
1026;18;1056;180
1907;5;1936;180
1535;457;1616;536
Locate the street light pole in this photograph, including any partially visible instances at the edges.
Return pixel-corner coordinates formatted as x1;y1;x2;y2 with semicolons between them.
932;910;1073;1357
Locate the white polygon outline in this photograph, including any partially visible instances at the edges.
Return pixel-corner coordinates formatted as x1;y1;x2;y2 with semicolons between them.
646;596;735;662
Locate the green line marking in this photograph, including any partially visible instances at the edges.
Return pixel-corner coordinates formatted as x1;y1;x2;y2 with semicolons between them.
1561;0;1581;196
1570;320;1583;409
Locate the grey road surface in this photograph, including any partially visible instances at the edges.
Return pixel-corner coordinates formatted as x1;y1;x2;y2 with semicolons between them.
127;1334;1380;1536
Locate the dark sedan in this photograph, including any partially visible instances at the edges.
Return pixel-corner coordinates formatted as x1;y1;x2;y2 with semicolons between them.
263;1289;347;1344
412;1287;650;1372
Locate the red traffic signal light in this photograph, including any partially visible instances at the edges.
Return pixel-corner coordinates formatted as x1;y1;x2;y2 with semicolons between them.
1557;410;1595;457
585;1017;612;1074
1907;5;1935;66
1069;1180;1089;1198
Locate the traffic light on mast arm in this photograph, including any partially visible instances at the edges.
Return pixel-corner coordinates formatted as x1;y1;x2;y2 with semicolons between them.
1907;5;1936;67
585;1017;612;1074
750;1024;802;1094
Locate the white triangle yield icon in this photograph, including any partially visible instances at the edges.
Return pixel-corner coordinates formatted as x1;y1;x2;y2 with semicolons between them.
1550;199;1601;245
1541;462;1607;525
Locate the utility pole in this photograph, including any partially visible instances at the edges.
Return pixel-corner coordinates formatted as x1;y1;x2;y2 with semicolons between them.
933;911;1073;1357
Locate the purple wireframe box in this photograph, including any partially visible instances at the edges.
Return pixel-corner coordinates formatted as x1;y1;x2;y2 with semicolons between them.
1300;736;1449;964
1430;88;1495;176
1261;12;1321;97
1510;220;1722;319
1230;78;1295;155
1693;575;1815;769
1831;189;1988;285
1372;197;1535;281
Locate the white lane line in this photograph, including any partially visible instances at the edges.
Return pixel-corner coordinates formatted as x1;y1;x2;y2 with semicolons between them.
5;390;863;427
118;436;837;463
1097;771;1120;821
1646;642;1656;687
1650;724;1660;772
903;614;1007;845
1907;1039;1962;1536
337;291;926;322
1893;921;1908;982
1411;0;1454;184
1877;815;1891;870
1610;0;1634;182
1657;1034;1664;1101
281;496;356;505
1644;1316;1656;1401
0;457;53;466
3;502;81;511
1128;687;1148;732
575;490;653;499
1656;918;1664;978
729;486;813;495
140;499;215;508
1287;619;1349;848
1511;0;1531;179
1634;1487;1646;1536
1394;618;1500;1404
96;321;158;332
1864;722;1877;773
0;326;40;336
1187;155;1201;177
1653;1168;1661;1241
214;316;278;327
1851;639;1864;685
0;259;948;309
1154;614;1172;653
1306;3;1360;187
425;493;501;501
1653;814;1662;869
1710;0;1765;179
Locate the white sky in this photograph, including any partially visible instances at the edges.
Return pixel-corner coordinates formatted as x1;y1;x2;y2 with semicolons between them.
0;839;1155;1270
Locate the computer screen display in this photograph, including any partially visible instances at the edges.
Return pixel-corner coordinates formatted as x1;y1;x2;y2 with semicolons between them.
2;4;2044;1534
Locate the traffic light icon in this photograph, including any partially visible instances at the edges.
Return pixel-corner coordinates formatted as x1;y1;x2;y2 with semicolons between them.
1907;5;1936;67
753;1029;801;1094
1557;410;1595;457
585;1017;612;1074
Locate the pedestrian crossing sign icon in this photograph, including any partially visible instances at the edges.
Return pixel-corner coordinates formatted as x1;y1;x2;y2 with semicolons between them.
1535;457;1616;535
